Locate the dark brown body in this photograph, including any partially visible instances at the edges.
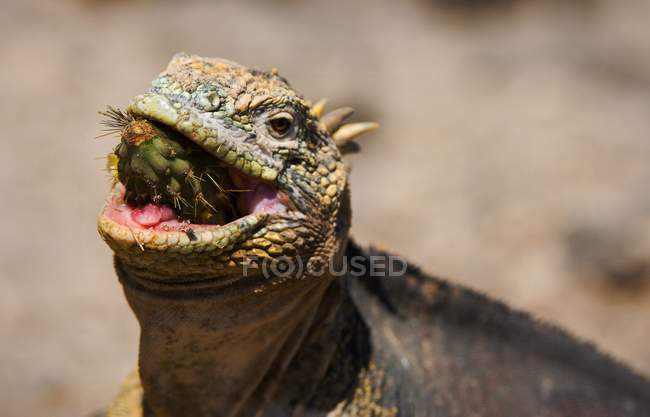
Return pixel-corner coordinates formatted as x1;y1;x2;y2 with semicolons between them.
105;240;650;417
341;241;650;417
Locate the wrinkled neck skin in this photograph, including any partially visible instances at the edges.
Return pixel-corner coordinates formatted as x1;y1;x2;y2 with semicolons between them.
116;257;346;417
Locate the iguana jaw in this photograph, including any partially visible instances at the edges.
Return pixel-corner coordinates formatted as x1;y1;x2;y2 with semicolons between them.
97;106;303;280
98;181;270;255
97;102;317;281
98;108;292;253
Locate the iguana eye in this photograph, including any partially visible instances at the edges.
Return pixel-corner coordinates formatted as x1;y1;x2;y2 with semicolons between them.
267;112;294;139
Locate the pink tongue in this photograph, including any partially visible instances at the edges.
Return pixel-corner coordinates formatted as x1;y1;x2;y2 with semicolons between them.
230;168;285;214
249;183;284;213
131;204;176;227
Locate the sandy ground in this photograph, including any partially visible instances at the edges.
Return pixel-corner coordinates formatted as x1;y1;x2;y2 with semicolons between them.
1;0;649;416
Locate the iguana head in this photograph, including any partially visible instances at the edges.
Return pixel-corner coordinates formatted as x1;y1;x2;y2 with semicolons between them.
97;53;376;282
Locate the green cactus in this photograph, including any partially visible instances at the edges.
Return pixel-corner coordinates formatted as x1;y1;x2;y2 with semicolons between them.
111;115;236;225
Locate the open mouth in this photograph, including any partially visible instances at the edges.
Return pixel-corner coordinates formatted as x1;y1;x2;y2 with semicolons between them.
99;114;290;249
104;169;287;232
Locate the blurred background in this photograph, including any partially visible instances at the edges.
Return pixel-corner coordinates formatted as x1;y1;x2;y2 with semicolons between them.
1;0;650;416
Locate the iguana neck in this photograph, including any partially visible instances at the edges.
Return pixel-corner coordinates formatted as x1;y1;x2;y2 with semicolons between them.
115;258;348;417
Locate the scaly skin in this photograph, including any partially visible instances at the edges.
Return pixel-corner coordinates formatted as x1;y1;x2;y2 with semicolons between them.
98;54;650;417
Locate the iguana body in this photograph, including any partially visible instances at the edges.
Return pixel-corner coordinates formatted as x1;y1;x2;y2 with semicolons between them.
98;54;650;417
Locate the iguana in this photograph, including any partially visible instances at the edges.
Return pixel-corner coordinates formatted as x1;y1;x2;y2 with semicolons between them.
97;53;650;417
